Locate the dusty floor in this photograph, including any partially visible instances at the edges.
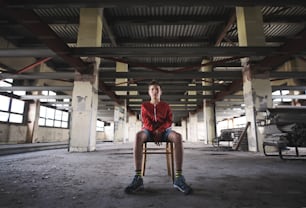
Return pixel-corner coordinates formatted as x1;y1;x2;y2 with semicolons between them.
0;142;306;208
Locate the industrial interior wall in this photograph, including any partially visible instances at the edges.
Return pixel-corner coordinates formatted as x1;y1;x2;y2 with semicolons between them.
35;127;69;143
0;123;27;144
0;123;68;144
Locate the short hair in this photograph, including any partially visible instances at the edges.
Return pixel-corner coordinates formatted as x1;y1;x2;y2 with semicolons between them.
149;80;160;87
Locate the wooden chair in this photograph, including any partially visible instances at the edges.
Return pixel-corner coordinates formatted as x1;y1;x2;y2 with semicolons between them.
141;141;175;182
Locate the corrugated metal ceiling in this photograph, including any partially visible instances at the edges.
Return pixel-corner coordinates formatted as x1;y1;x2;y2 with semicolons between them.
0;3;305;122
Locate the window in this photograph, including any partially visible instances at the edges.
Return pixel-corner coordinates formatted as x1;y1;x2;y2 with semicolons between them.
272;90;291;103
39;105;69;128
96;120;105;132
0;95;10;111
39;91;70;128
0;77;25;123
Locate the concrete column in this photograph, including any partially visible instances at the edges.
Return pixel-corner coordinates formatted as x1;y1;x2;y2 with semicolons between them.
187;83;198;141
127;113;138;143
181;118;187;142
26;94;40;143
236;7;272;152
69;8;103;152
187;112;198;142
25;62;47;143
236;7;265;47
114;62;128;142
127;83;141;143
201;59;216;144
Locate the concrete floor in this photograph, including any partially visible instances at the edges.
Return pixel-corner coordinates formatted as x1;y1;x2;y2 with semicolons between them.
0;142;306;208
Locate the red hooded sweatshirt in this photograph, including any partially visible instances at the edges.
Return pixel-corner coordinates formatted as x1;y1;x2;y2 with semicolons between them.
141;101;172;133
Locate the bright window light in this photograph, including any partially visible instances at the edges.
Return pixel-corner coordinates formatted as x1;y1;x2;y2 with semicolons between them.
11;99;25;114
0;112;9;122
0;95;10;111
9;114;23;123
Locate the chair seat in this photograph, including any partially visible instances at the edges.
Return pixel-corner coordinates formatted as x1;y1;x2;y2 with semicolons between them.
141;141;175;182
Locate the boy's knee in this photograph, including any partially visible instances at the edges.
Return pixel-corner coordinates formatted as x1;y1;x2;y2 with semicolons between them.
136;131;147;142
173;132;182;143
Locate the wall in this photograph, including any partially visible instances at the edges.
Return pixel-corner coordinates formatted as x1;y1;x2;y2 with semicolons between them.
96;131;106;141
0;123;27;144
196;121;206;142
0;123;69;144
103;122;114;141
0;121;116;144
35;127;69;143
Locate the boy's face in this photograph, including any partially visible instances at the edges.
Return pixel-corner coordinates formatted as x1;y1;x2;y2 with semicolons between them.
148;84;162;100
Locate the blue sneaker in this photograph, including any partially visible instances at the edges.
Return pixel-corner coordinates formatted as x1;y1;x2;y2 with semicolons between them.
125;175;144;194
173;175;192;195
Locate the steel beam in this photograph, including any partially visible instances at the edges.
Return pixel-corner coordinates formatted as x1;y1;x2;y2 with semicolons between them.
0;46;278;57
3;0;306;8
20;95;72;100
118;94;213;100
271;85;306;91
0;86;73;92
111;85;225;91
0;48;55;57
213;28;306;102
99;71;242;79
72;46;277;57
0;72;75;80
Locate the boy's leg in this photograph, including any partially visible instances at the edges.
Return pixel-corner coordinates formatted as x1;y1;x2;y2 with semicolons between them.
134;131;148;171
125;130;148;194
167;131;183;171
167;130;192;195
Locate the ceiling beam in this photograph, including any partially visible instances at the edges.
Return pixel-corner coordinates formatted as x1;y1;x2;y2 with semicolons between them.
271;85;306;91
0;7;122;106
214;28;306;102
72;46;278;57
1;8;89;73
117;94;213;100
128;100;200;105
3;0;306;8
111;85;225;91
0;86;73;92
0;46;283;57
110;15;225;26
20;95;71;100
255;28;306;72
99;71;242;80
0;72;75;80
102;13;118;47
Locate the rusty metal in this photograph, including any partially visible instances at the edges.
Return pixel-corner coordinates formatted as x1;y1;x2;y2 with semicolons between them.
15;57;52;74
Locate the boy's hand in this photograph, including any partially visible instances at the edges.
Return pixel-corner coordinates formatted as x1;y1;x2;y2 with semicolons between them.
153;130;162;145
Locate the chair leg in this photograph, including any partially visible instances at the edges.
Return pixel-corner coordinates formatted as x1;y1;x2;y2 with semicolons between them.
166;142;175;182
170;142;175;182
142;142;174;182
166;142;171;176
141;143;147;176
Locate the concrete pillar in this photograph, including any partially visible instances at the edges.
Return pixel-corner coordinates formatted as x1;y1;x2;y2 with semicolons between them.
69;8;103;152
236;7;265;47
236;7;272;152
181;118;187;142
187;112;198;142
201;59;216;144
25;62;48;143
26;94;40;143
187;83;198;141
127;113;138;143
114;62;128;142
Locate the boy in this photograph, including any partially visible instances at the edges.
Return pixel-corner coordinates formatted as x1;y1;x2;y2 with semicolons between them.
125;80;192;195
